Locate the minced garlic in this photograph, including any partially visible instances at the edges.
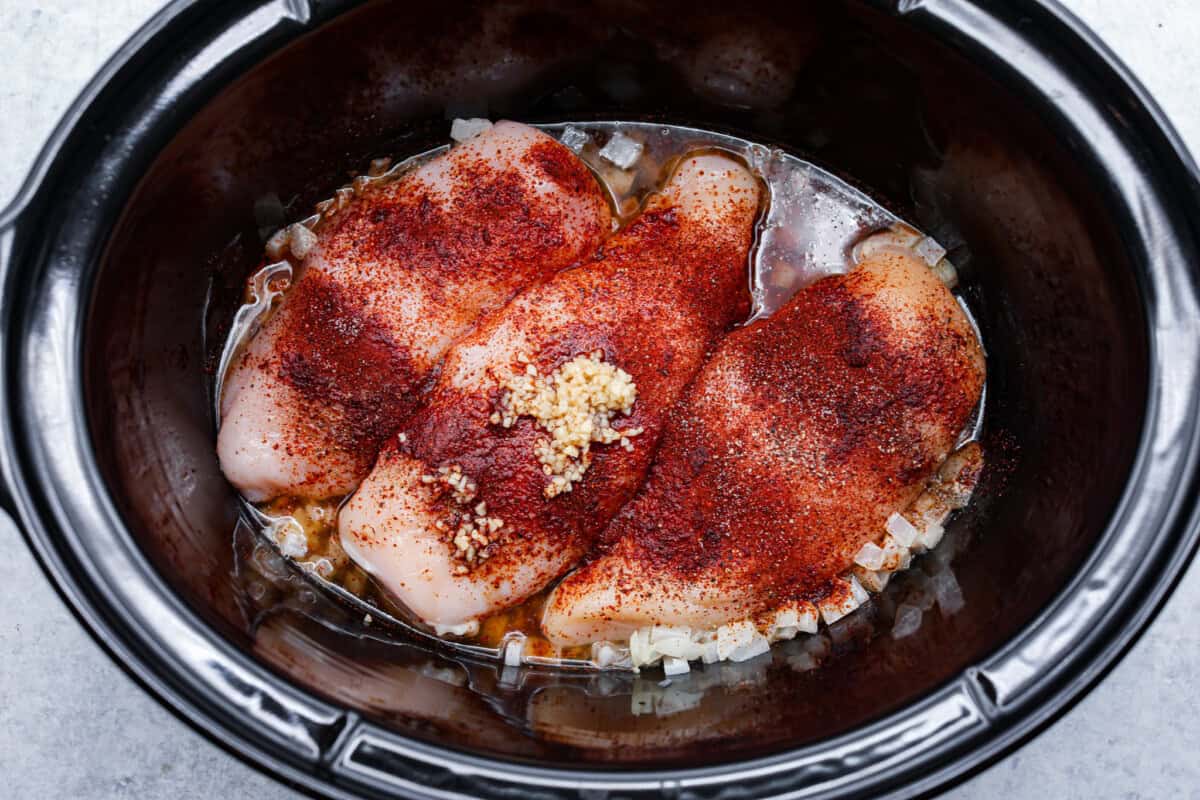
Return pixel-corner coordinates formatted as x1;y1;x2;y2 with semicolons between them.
421;464;506;571
420;463;477;504
493;351;642;498
442;503;506;574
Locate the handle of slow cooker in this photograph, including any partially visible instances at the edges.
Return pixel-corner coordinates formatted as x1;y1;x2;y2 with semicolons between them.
1187;166;1200;238
0;206;26;524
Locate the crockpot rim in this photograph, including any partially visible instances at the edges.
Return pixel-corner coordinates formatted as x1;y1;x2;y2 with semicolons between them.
1;1;1198;798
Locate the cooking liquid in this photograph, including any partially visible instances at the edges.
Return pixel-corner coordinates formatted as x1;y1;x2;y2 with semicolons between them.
218;121;983;668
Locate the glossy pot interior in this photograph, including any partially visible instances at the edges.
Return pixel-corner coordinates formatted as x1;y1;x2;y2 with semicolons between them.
11;0;1180;792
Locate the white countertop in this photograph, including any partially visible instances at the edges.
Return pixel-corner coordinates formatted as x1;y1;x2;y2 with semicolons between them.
1;1;1197;797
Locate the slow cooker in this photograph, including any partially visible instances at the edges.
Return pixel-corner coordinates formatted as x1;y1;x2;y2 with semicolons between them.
1;1;1198;797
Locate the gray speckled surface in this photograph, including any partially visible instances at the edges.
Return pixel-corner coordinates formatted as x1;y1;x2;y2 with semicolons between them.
1;2;1198;798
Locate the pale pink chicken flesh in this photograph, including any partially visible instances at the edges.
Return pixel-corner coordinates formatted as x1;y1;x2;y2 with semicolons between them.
218;121;611;502
338;154;761;629
541;246;985;647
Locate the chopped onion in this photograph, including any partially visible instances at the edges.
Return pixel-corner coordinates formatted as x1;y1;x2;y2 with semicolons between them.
716;620;757;660
432;619;479;638
728;634;771;663
450;118;493;142
849;575;870;605
818;578;865;625
818;602;847;626
773;626;799;641
288;223;317;260
268;518;307;558
886;512;920;547
879;534;912;572
306;558;334;578
662;656;691;676
854;540;886;570
265;227;290;261
278;529;306;558
629;628;660;667
931;258;959;288
795;603;819;633
599;131;644;170
914;236;947;266
503;638;524;667
917;520;946;551
560;125;590;153
853;566;889;593
766;602;818;640
651;624;691;643
591;642;621;668
654;627;699;660
367;157;393;177
773;608;799;629
852;225;922;264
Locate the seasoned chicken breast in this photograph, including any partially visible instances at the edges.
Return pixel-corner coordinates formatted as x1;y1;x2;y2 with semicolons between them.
542;245;985;647
218;121;612;502
338;153;761;630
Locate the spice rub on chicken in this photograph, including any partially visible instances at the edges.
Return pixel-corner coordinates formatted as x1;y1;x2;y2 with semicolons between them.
217;121;612;502
541;244;985;651
337;153;762;632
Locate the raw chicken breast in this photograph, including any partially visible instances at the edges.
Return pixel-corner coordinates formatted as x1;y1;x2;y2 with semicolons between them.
218;121;611;502
542;245;985;647
338;153;761;630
